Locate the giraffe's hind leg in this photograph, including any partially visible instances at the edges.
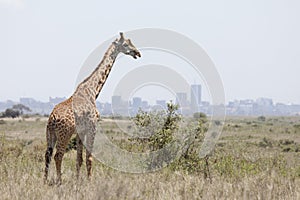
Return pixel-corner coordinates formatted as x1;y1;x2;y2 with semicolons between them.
44;129;56;183
76;133;83;179
54;134;71;184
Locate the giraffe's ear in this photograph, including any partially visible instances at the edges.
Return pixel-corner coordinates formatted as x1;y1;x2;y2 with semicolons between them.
119;32;124;42
119;32;124;39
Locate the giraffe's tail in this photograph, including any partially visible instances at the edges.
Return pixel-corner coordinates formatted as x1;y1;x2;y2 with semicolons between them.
44;122;57;182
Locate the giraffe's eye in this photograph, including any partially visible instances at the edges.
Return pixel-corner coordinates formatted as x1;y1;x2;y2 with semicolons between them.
123;43;128;47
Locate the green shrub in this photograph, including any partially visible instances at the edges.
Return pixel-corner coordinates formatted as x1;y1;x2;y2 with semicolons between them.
1;108;20;118
132;102;210;174
193;112;207;119
66;136;77;152
132;102;181;151
170;114;208;174
258;137;273;148
149;103;181;151
279;139;294;145
293;124;300;129
257;116;266;122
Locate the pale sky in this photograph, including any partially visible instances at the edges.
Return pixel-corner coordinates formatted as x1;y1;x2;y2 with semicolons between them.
1;0;300;104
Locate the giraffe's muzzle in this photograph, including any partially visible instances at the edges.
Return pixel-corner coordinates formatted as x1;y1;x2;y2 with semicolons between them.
132;51;141;59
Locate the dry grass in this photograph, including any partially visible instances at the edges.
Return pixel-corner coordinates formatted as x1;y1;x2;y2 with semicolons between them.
0;116;299;199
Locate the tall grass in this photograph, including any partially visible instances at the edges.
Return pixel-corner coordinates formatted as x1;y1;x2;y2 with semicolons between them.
0;115;299;199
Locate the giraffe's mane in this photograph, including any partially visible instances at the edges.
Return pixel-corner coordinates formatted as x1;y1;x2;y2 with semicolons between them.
76;42;116;89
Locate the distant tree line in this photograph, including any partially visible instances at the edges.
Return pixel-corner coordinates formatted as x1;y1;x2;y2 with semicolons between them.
0;104;31;118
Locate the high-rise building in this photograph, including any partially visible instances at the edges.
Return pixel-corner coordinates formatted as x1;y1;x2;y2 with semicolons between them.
176;92;188;107
102;103;112;115
112;96;122;108
190;84;201;111
132;97;142;109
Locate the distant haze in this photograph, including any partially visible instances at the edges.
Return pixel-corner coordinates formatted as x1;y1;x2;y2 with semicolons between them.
1;0;300;104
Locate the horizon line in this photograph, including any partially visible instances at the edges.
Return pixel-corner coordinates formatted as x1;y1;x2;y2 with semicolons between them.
0;96;299;106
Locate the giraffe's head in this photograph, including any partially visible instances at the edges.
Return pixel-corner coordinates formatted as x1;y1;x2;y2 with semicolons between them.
113;32;141;59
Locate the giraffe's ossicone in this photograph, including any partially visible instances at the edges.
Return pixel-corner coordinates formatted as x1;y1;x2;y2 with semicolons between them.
44;32;141;184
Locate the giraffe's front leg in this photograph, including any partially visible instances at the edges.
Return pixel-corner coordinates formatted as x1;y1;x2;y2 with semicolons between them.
86;124;96;179
76;133;83;179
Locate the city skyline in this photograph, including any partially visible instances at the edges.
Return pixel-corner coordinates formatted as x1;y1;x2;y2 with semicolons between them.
1;1;300;105
2;94;300;107
1;95;300;117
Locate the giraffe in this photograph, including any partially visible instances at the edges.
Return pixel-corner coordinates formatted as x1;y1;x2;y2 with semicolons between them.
44;32;141;184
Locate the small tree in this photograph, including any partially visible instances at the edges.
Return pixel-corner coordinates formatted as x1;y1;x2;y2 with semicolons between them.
170;113;209;175
149;102;181;150
132;102;210;175
132;102;182;169
2;108;20;118
0;104;31;118
12;104;31;115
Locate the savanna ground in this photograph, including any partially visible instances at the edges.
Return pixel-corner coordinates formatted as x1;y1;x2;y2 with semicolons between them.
0;115;299;199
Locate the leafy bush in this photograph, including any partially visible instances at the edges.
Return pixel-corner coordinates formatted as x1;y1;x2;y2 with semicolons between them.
170;113;208;174
193;112;207;119
257;116;266;122
258;137;273;148
149;103;181;151
1;108;20;118
0;104;32;118
133;108;165;139
279;139;295;146
132;102;182;169
293;124;300;128
131;102;210;174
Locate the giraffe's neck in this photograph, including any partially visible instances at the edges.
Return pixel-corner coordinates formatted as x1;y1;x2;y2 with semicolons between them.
74;43;119;101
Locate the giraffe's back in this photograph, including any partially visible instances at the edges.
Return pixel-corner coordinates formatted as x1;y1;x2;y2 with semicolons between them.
47;96;76;139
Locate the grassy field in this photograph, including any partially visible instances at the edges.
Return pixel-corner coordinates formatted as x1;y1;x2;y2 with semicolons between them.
0;116;299;199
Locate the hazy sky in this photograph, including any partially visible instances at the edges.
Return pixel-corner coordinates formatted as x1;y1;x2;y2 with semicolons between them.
1;0;300;104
